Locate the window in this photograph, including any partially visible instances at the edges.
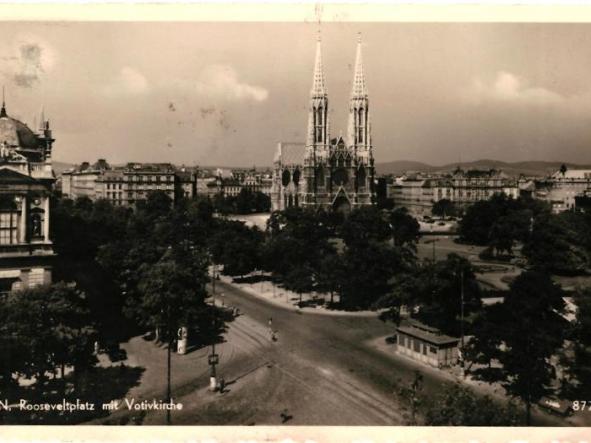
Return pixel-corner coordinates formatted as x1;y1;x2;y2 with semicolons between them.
413;338;420;353
0;212;17;244
430;346;437;354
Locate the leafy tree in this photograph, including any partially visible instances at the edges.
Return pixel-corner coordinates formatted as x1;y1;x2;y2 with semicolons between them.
389;207;420;251
424;383;521;425
136;249;209;422
221;230;263;278
212;189;271;215
463;303;505;375
488;210;531;257
339;206;391;247
315;251;344;305
209;220;264;278
262;207;333;284
564;288;591;399
136;191;173;218
523;211;591;275
339;241;402;310
389;254;482;337
459;197;505;246
474;271;568;424
0;284;97;394
283;263;315;306
432;199;457;218
458;194;546;248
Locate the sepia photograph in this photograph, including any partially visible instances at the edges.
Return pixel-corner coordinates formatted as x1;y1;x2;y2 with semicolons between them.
1;5;591;434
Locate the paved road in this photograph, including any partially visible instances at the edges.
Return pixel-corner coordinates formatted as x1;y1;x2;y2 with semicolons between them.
217;280;568;427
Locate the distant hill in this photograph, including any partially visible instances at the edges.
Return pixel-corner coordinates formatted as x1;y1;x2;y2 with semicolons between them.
376;159;591;177
52;161;75;176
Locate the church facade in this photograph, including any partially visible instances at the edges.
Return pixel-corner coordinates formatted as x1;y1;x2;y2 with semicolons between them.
271;36;376;213
0;98;55;293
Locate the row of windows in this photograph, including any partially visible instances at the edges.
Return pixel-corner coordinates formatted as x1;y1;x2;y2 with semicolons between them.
102;175;174;185
397;334;438;355
127;175;173;182
453;180;508;186
106;183;174;190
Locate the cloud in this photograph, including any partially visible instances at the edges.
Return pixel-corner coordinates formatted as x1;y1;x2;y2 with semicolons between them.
0;34;56;88
102;67;149;95
463;71;564;107
194;65;268;102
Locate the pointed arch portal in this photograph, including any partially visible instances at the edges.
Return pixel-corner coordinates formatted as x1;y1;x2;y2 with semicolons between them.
333;195;351;215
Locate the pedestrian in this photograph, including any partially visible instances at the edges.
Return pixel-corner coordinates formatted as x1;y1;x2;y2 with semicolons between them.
268;317;273;328
219;376;225;394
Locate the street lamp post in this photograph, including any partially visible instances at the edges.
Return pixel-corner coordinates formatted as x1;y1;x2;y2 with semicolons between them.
212;262;216;306
166;308;172;425
208;338;219;391
459;268;465;378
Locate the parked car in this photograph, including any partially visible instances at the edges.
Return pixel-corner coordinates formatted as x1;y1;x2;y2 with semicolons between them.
538;397;572;417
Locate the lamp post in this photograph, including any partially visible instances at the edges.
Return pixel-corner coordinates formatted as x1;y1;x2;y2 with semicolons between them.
208;335;219;391
166;307;172;425
212;263;216;305
459;268;465;378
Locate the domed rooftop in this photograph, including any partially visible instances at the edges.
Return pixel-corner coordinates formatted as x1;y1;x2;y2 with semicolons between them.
0;102;41;150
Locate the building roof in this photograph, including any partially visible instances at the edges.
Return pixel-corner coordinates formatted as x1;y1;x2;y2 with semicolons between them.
0;112;40;150
0;167;40;184
453;168;509;179
551;169;591;179
276;142;305;166
396;320;460;346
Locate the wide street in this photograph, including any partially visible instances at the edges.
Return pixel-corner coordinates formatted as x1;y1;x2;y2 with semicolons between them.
213;280;571;426
97;276;575;426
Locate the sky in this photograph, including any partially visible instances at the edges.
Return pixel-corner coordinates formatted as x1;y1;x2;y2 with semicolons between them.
2;21;591;167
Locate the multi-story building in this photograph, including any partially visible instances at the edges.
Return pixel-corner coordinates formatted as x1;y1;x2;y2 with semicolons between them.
0;99;55;292
98;163;178;207
534;168;591;213
61;159;110;200
63;161;196;207
176;169;198;200
198;169;273;199
389;177;428;215
271;36;376;213
390;168;519;216
449;168;518;209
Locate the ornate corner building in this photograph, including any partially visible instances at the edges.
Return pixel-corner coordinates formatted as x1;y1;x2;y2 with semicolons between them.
271;36;376;213
0;98;55;293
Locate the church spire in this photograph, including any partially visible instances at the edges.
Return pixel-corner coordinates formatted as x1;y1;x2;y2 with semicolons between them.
306;32;329;150
351;33;367;98
311;32;327;97
347;34;371;150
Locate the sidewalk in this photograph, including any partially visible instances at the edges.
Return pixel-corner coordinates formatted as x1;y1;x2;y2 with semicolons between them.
217;273;381;317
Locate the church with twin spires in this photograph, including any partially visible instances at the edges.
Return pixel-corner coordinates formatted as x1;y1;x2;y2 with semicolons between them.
271;35;376;213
